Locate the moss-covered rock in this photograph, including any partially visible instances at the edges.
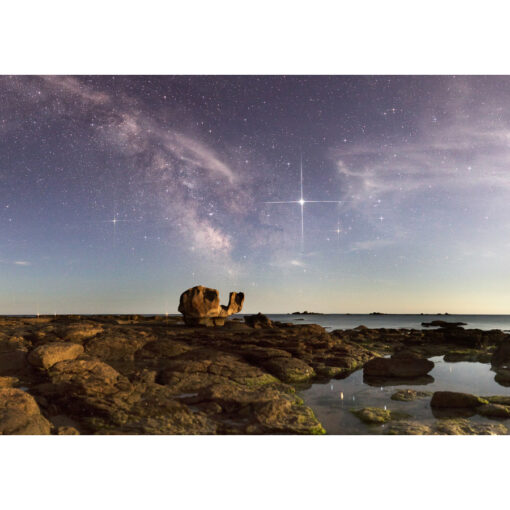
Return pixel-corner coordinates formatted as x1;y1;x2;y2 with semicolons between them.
351;407;411;424
476;403;510;419
430;391;488;408
435;418;507;435
391;389;432;402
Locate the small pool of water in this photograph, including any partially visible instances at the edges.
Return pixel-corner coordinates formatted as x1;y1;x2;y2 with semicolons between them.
299;356;510;434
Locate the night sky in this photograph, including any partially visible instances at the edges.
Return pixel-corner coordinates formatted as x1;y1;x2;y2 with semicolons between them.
1;75;510;314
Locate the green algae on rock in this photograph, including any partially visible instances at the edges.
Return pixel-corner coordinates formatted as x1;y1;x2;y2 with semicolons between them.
391;389;432;402
430;391;488;408
351;407;411;425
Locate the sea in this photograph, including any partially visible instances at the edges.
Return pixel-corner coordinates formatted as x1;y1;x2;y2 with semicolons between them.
263;314;510;332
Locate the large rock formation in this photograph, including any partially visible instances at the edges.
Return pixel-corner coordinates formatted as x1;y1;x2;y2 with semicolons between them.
178;285;245;327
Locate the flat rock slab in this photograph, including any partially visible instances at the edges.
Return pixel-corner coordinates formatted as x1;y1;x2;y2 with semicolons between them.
28;342;84;370
430;391;488;408
363;356;434;378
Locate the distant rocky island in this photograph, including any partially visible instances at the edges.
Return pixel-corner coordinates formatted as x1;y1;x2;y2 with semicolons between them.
290;311;324;315
1;285;510;435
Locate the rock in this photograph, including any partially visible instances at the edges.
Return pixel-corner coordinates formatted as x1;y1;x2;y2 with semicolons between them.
57;426;80;435
0;350;29;375
60;323;104;343
261;357;315;383
157;349;280;391
476;403;510;419
491;341;510;366
364;375;435;387
390;389;432;402
430;391;488;408
442;328;485;348
422;320;467;328
49;358;125;391
484;396;510;405
494;367;510;386
244;313;273;329
351;407;410;424
27;342;84;369
363;356;434;378
435;418;507;435
384;421;433;435
178;285;245;327
0;388;51;435
0;376;19;388
444;349;489;363
85;330;150;361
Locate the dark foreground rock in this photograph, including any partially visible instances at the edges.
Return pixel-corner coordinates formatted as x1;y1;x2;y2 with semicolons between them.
430;391;488;408
363;355;434;378
244;313;273;329
422;320;467;328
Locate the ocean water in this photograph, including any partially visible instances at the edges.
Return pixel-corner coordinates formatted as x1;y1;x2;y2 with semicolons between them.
264;314;510;332
299;356;510;435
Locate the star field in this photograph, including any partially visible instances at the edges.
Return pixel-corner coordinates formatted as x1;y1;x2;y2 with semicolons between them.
1;75;510;314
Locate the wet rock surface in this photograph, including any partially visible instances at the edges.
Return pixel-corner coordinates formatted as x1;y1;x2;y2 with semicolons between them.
390;389;432;401
1;315;509;434
363;355;434;378
351;407;410;424
430;391;488;408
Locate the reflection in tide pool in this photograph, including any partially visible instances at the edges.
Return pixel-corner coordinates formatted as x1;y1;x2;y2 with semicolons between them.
299;356;510;434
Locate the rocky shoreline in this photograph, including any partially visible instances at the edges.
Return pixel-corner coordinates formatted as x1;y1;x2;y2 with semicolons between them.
1;313;510;434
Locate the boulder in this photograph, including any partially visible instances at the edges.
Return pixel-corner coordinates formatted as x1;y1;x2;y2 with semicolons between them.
476;403;510;419
491;341;510;366
60;323;104;343
0;388;52;435
27;342;84;369
390;389;432;402
494;367;510;386
430;391;488;408
85;330;151;361
363;355;434;378
261;357;315;383
178;285;244;327
244;313;273;329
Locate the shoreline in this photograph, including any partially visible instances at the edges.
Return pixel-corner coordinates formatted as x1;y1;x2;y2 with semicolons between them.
1;314;509;435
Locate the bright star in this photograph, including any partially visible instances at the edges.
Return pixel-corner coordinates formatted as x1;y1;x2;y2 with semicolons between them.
264;156;345;251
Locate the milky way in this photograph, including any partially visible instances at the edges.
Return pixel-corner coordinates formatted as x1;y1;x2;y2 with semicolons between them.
1;76;510;313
